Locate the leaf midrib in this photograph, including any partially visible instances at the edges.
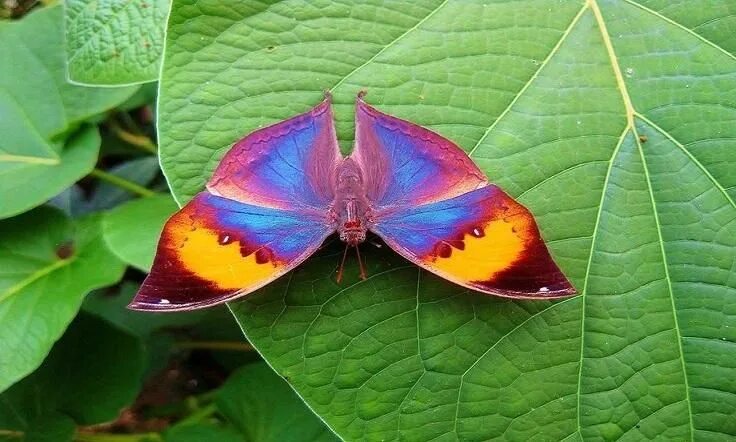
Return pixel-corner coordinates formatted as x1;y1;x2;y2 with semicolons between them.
583;0;696;437
0;257;74;305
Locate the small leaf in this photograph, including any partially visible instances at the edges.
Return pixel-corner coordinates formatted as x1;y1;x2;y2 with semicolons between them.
103;193;179;271
0;314;145;427
0;6;137;139
216;362;338;442
0;127;99;219
64;0;168;85
0;208;125;393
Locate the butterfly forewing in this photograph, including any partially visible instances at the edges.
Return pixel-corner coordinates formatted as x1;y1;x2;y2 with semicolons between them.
129;98;340;311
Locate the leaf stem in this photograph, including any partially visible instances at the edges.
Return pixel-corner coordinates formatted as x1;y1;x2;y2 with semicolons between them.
0;429;23;439
74;431;162;442
90;169;156;198
176;340;254;352
108;119;157;154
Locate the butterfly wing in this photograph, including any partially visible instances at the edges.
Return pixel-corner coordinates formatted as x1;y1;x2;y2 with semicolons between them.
208;96;340;209
352;96;487;207
371;185;575;298
129;193;333;311
132;98;341;311
355;96;574;298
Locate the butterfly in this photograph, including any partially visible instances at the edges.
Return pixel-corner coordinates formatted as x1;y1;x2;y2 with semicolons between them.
129;92;576;311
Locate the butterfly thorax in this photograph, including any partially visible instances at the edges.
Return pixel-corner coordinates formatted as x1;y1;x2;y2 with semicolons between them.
332;158;370;245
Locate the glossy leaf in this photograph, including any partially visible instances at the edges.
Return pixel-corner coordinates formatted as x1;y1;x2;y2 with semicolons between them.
103;193;179;271
0;314;144;429
216;362;337;442
0;208;126;393
0;5;137;219
64;0;168;85
160;0;736;439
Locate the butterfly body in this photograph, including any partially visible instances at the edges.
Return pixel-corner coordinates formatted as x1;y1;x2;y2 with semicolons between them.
130;94;576;311
331;158;371;246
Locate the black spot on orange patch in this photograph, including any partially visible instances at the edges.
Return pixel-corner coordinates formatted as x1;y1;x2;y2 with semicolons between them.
255;248;273;264
435;242;452;258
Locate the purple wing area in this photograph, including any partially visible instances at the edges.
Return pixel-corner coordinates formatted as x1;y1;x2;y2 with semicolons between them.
371;185;576;299
129;193;333;311
207;96;341;210
351;96;487;208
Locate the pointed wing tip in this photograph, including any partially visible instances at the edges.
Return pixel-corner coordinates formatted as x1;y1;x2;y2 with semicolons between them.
126;297;178;312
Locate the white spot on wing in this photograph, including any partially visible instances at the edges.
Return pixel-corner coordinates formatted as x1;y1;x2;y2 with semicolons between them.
539;287;550;293
159;299;170;304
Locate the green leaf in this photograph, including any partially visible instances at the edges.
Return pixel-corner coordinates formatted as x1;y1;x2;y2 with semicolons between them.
216;362;337;442
165;423;243;442
0;208;126;393
0;126;100;219
65;0;168;85
0;314;145;428
103;193;179;271
161;0;736;439
0;6;137;139
0;5;138;219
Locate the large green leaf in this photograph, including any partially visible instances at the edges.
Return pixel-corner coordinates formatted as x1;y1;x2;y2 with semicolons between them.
159;0;736;439
64;0;169;85
0;208;126;393
0;5;137;219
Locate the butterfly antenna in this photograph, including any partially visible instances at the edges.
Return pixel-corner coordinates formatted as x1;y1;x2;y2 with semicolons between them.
355;245;367;280
336;242;350;284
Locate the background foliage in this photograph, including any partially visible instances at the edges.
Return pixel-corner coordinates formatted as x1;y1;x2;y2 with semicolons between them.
1;0;735;441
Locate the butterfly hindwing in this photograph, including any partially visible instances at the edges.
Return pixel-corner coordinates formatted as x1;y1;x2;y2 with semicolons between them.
371;185;575;298
129;193;332;311
352;96;487;207
208;96;340;210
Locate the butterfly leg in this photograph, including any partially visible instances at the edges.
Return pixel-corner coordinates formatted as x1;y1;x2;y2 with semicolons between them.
355;245;367;280
336;242;350;284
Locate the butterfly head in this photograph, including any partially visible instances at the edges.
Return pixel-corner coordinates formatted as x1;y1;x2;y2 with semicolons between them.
339;218;367;245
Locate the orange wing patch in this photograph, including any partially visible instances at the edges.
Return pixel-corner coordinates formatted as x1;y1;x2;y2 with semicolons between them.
426;209;533;282
164;207;283;292
129;192;332;311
